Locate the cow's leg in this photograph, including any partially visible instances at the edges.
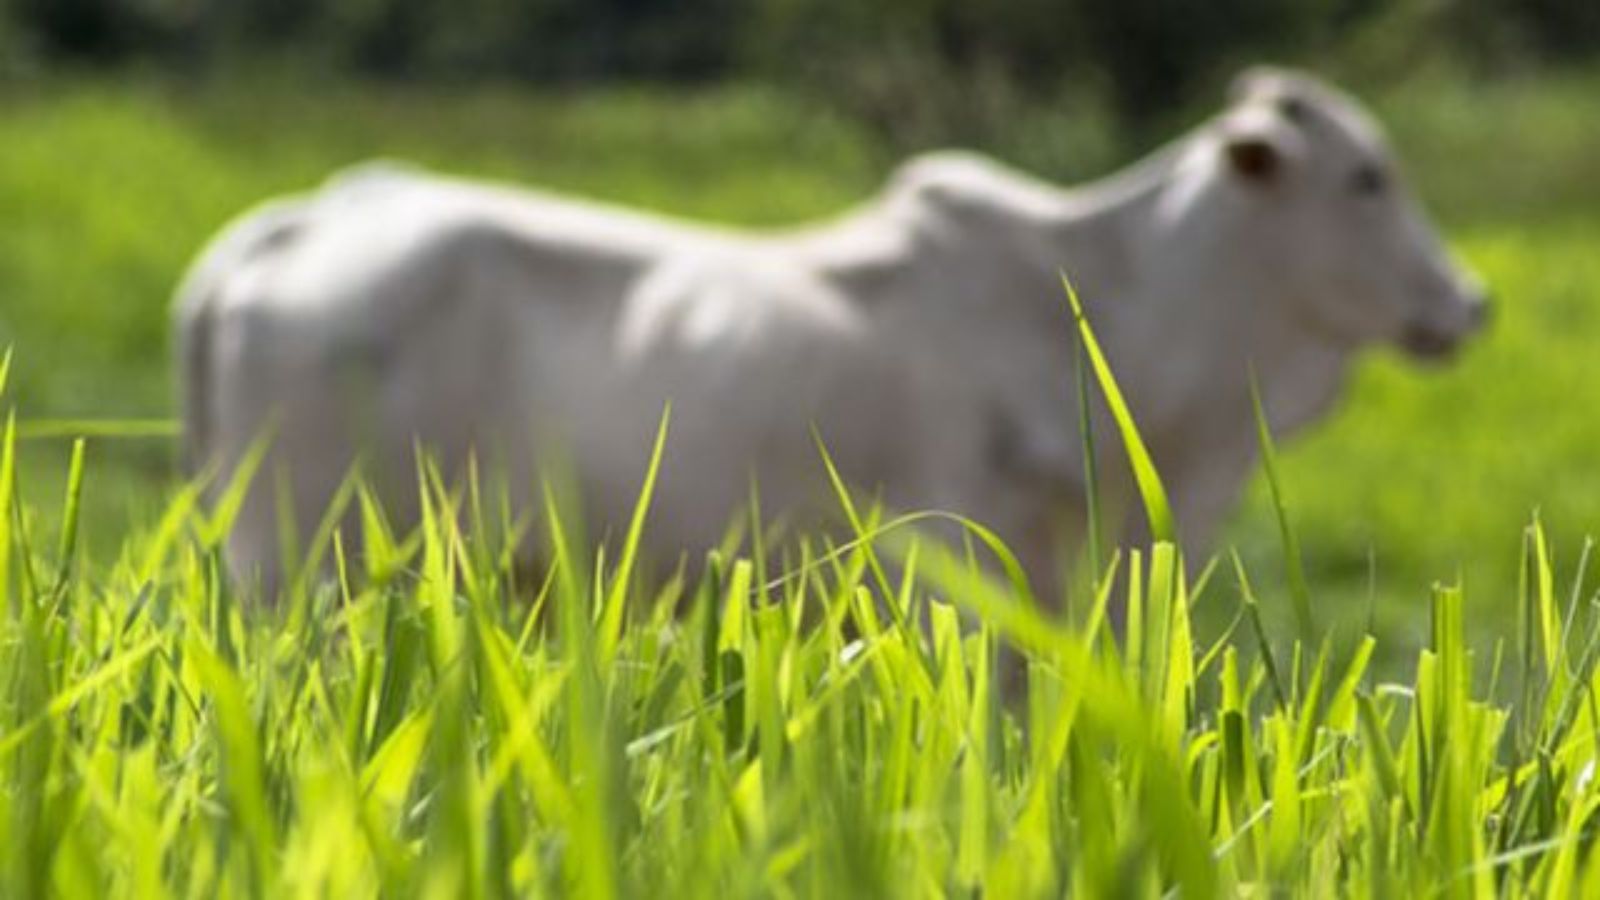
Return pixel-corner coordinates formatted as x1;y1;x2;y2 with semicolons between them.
241;382;364;602
1092;441;1253;634
1165;448;1256;572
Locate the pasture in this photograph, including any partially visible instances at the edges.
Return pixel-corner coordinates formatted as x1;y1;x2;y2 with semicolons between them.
4;69;1598;646
3;68;1600;893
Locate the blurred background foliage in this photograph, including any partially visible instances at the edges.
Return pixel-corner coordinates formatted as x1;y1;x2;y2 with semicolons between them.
4;0;1598;148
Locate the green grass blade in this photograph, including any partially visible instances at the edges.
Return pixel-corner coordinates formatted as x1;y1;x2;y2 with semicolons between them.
598;404;670;665
51;437;87;596
1062;273;1174;544
1248;371;1316;644
0;411;13;616
1074;337;1104;573
17;418;180;440
189;637;279;883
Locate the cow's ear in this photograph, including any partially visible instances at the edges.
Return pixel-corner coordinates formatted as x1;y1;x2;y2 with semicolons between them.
1226;135;1280;182
1228;65;1286;103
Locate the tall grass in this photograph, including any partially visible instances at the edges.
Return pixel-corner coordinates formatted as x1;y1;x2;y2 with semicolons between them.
6;346;1600;897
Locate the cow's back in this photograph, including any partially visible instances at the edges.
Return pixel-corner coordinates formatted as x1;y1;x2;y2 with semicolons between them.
178;165;707;589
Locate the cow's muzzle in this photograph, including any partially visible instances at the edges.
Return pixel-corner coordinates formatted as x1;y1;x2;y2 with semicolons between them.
1400;323;1463;359
1401;285;1491;361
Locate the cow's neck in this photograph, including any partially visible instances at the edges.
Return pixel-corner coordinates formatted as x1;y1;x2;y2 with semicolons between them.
1048;149;1355;442
800;149;1191;455
816;150;1179;329
1092;244;1353;446
807;147;1352;451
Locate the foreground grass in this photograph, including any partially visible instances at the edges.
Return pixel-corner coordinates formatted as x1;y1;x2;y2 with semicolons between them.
7;363;1600;897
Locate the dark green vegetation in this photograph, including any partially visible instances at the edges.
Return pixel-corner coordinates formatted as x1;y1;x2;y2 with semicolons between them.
7;0;1598;134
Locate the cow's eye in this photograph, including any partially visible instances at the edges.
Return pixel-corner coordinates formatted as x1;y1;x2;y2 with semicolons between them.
1276;95;1308;124
1350;164;1387;196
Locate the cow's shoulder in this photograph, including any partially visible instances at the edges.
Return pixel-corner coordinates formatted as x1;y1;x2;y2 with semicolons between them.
616;247;864;361
885;151;1068;226
320;158;431;200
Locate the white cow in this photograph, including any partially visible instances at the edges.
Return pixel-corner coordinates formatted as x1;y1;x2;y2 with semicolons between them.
176;67;1487;601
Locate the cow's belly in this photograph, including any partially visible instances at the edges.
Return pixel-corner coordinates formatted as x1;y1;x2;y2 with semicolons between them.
542;322;933;564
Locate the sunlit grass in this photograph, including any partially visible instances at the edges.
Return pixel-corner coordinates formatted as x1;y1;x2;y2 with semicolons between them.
8;349;1600;896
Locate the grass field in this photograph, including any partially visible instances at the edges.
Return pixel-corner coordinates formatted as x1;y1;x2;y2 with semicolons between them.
5;68;1599;652
7;354;1600;895
3;66;1600;893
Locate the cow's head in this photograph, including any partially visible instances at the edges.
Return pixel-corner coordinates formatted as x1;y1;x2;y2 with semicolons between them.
1180;67;1489;359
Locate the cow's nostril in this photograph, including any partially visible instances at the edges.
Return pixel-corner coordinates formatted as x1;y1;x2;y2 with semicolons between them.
1401;322;1458;359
